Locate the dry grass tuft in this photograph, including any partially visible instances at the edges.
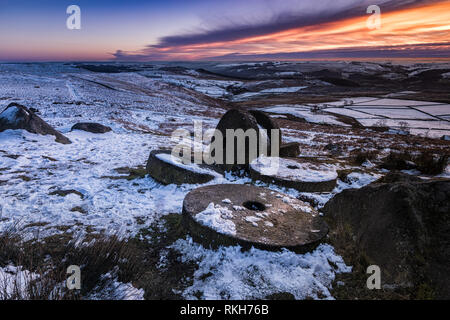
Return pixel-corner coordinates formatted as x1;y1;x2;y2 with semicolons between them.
0;214;196;300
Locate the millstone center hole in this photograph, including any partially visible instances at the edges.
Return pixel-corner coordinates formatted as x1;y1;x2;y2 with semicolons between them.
243;201;266;211
287;165;299;170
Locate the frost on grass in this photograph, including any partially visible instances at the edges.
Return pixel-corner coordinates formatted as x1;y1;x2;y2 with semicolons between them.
0;265;39;299
194;203;236;236
87;272;144;300
171;238;351;300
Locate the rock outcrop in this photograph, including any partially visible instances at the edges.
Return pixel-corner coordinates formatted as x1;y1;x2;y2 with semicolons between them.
322;173;450;298
0;103;71;144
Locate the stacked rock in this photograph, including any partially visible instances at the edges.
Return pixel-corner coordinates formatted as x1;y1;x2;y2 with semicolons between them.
144;109;331;253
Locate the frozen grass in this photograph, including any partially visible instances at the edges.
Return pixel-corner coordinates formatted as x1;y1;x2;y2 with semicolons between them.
0;229;145;300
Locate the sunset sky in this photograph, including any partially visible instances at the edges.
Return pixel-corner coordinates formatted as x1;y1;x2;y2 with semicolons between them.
0;0;449;61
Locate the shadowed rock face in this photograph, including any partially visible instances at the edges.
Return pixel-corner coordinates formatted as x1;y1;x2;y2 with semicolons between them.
0;103;71;144
322;173;450;298
71;122;112;134
248;109;282;147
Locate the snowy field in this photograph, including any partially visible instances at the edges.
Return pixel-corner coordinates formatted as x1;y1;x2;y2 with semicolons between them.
0;62;448;300
260;98;450;138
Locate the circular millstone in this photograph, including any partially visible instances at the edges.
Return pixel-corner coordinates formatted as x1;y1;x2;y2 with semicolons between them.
182;184;328;252
250;157;338;192
146;150;220;185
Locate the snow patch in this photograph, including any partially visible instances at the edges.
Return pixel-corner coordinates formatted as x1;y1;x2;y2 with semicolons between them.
244;216;262;227
262;105;349;126
156;153;221;177
171;238;352;300
194;203;236;236
260;86;307;93
251;157;338;182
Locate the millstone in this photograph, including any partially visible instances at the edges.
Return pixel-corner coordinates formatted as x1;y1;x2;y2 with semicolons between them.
146;149;219;185
212;109;277;171
248;109;282;147
250;157;337;192
182;184;328;252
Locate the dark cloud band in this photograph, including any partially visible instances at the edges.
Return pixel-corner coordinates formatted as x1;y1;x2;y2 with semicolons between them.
150;0;434;48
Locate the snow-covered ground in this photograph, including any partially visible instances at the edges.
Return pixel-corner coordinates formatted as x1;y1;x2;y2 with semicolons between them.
140;70;242;98
261;98;450;138
233;86;307;101
171;239;351;300
251;156;338;182
263;105;350;126
0;64;226;238
1;62;448;300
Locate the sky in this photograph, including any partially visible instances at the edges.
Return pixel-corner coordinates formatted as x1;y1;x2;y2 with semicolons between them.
0;0;449;61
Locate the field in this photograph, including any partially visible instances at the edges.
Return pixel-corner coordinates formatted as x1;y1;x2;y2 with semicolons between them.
0;61;449;299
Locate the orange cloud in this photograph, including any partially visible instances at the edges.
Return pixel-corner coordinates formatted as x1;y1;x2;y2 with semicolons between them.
121;1;450;60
